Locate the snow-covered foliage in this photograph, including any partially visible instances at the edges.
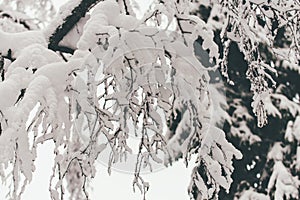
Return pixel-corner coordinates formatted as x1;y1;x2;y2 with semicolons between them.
223;71;300;199
238;188;269;200
266;143;300;199
0;0;299;200
0;0;55;28
188;1;300;199
196;0;300;127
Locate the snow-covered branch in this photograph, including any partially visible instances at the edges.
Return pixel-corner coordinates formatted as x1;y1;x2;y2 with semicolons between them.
46;0;101;52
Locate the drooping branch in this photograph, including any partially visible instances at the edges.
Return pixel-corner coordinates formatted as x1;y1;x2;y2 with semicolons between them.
47;0;102;52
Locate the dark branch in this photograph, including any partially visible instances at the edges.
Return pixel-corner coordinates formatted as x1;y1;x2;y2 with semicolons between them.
0;53;4;81
53;45;75;54
2;49;15;62
122;0;130;15
48;0;101;52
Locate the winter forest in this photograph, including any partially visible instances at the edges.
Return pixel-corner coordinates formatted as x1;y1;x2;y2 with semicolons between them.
0;0;299;199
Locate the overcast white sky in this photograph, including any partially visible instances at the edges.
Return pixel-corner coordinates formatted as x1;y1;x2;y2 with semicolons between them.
0;1;195;200
52;0;66;10
19;141;194;200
